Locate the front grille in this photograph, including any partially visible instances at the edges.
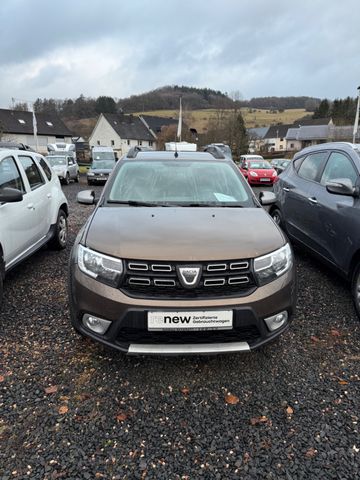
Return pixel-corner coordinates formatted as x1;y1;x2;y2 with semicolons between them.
120;259;257;299
117;325;261;345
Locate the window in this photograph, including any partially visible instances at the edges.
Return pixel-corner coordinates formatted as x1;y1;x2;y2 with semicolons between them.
297;152;328;182
111;140;115;146
38;157;52;181
97;141;100;146
46;121;53;127
138;140;142;146
290;143;294;148
18;119;26;124
280;138;284;142
149;141;153;147
127;140;130;146
280;145;283;149
0;156;25;192
19;156;45;190
320;152;358;186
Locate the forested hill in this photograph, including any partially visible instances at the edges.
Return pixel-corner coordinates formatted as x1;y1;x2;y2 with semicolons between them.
15;86;322;118
118;86;321;112
118;86;235;112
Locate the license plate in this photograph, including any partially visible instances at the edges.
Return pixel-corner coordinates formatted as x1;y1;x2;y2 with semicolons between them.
148;310;233;331
260;178;271;182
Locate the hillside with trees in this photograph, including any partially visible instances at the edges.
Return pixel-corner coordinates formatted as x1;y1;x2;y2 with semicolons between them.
12;86;323;119
313;97;358;124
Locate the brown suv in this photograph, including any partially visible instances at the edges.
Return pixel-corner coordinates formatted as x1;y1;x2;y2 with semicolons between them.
69;149;296;355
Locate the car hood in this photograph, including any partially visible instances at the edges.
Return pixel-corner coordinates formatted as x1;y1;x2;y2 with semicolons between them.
249;169;276;175
84;207;285;261
52;165;67;170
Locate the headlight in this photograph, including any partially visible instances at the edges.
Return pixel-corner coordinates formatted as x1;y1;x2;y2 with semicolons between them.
272;171;277;177
78;245;123;287
254;244;292;286
88;172;95;176
249;171;258;177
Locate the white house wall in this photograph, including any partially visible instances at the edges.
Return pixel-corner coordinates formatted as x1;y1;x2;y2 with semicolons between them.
1;133;72;155
89;115;156;157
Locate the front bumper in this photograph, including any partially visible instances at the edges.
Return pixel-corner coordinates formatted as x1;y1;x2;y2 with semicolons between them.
69;260;297;355
87;175;109;183
248;177;276;185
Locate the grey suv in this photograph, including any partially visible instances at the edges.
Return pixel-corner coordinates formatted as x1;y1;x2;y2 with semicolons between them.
271;142;360;317
69;149;296;355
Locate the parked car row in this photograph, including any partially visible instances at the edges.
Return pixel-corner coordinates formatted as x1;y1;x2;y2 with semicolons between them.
1;142;360;356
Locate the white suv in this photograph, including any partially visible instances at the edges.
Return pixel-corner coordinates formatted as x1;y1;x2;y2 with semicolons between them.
0;149;69;306
46;154;80;185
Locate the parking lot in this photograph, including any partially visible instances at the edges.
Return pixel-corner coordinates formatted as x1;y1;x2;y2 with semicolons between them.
1;177;360;479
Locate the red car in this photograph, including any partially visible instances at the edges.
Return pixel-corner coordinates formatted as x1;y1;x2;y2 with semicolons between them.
240;159;278;185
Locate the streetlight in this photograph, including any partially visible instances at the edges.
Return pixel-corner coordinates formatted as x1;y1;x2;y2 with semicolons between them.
353;86;360;144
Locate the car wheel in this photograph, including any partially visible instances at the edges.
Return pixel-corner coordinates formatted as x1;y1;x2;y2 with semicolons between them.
352;264;360;319
49;209;68;250
271;208;284;228
75;173;80;183
64;173;70;185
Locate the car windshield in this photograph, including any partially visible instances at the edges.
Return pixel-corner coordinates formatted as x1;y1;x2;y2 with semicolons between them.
91;160;116;170
48;156;67;166
92;152;115;161
248;161;272;169
107;160;254;207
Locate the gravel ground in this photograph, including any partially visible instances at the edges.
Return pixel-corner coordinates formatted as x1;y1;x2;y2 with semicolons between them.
1;177;360;479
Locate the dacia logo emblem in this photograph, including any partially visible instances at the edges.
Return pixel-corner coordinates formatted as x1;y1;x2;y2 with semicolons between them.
177;266;201;288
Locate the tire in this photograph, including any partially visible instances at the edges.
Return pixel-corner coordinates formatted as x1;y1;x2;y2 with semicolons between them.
75;172;80;183
64;173;70;186
271;208;284;228
352;264;360;319
48;209;68;250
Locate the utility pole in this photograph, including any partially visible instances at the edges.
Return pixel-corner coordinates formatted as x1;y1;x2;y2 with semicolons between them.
353;86;360;144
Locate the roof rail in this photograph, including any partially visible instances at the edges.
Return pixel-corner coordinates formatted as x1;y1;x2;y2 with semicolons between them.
126;146;153;159
203;145;226;159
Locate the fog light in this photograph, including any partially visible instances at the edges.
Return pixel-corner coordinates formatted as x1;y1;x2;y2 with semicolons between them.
264;311;288;332
82;314;112;334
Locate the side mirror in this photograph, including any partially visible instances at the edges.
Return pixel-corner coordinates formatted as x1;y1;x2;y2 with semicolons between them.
77;190;96;205
259;191;277;206
0;187;23;203
326;178;358;197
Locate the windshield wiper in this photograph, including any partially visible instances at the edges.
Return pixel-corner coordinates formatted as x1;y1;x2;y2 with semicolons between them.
107;200;169;207
178;202;244;208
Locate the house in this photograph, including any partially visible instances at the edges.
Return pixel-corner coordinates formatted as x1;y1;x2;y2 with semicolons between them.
247;127;269;153
263;124;293;152
0;108;73;154
286;125;330;150
88;113;156;157
139;115;179;136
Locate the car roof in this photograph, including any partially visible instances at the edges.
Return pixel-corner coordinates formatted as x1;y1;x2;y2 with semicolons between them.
125;151;229;161
294;142;360;159
0;148;36;156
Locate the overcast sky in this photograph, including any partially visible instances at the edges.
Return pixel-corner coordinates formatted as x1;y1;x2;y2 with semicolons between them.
1;0;359;107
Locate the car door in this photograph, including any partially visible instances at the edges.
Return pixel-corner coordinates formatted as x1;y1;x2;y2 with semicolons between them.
279;151;329;251
18;154;51;240
0;155;34;267
68;156;76;179
311;150;360;271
